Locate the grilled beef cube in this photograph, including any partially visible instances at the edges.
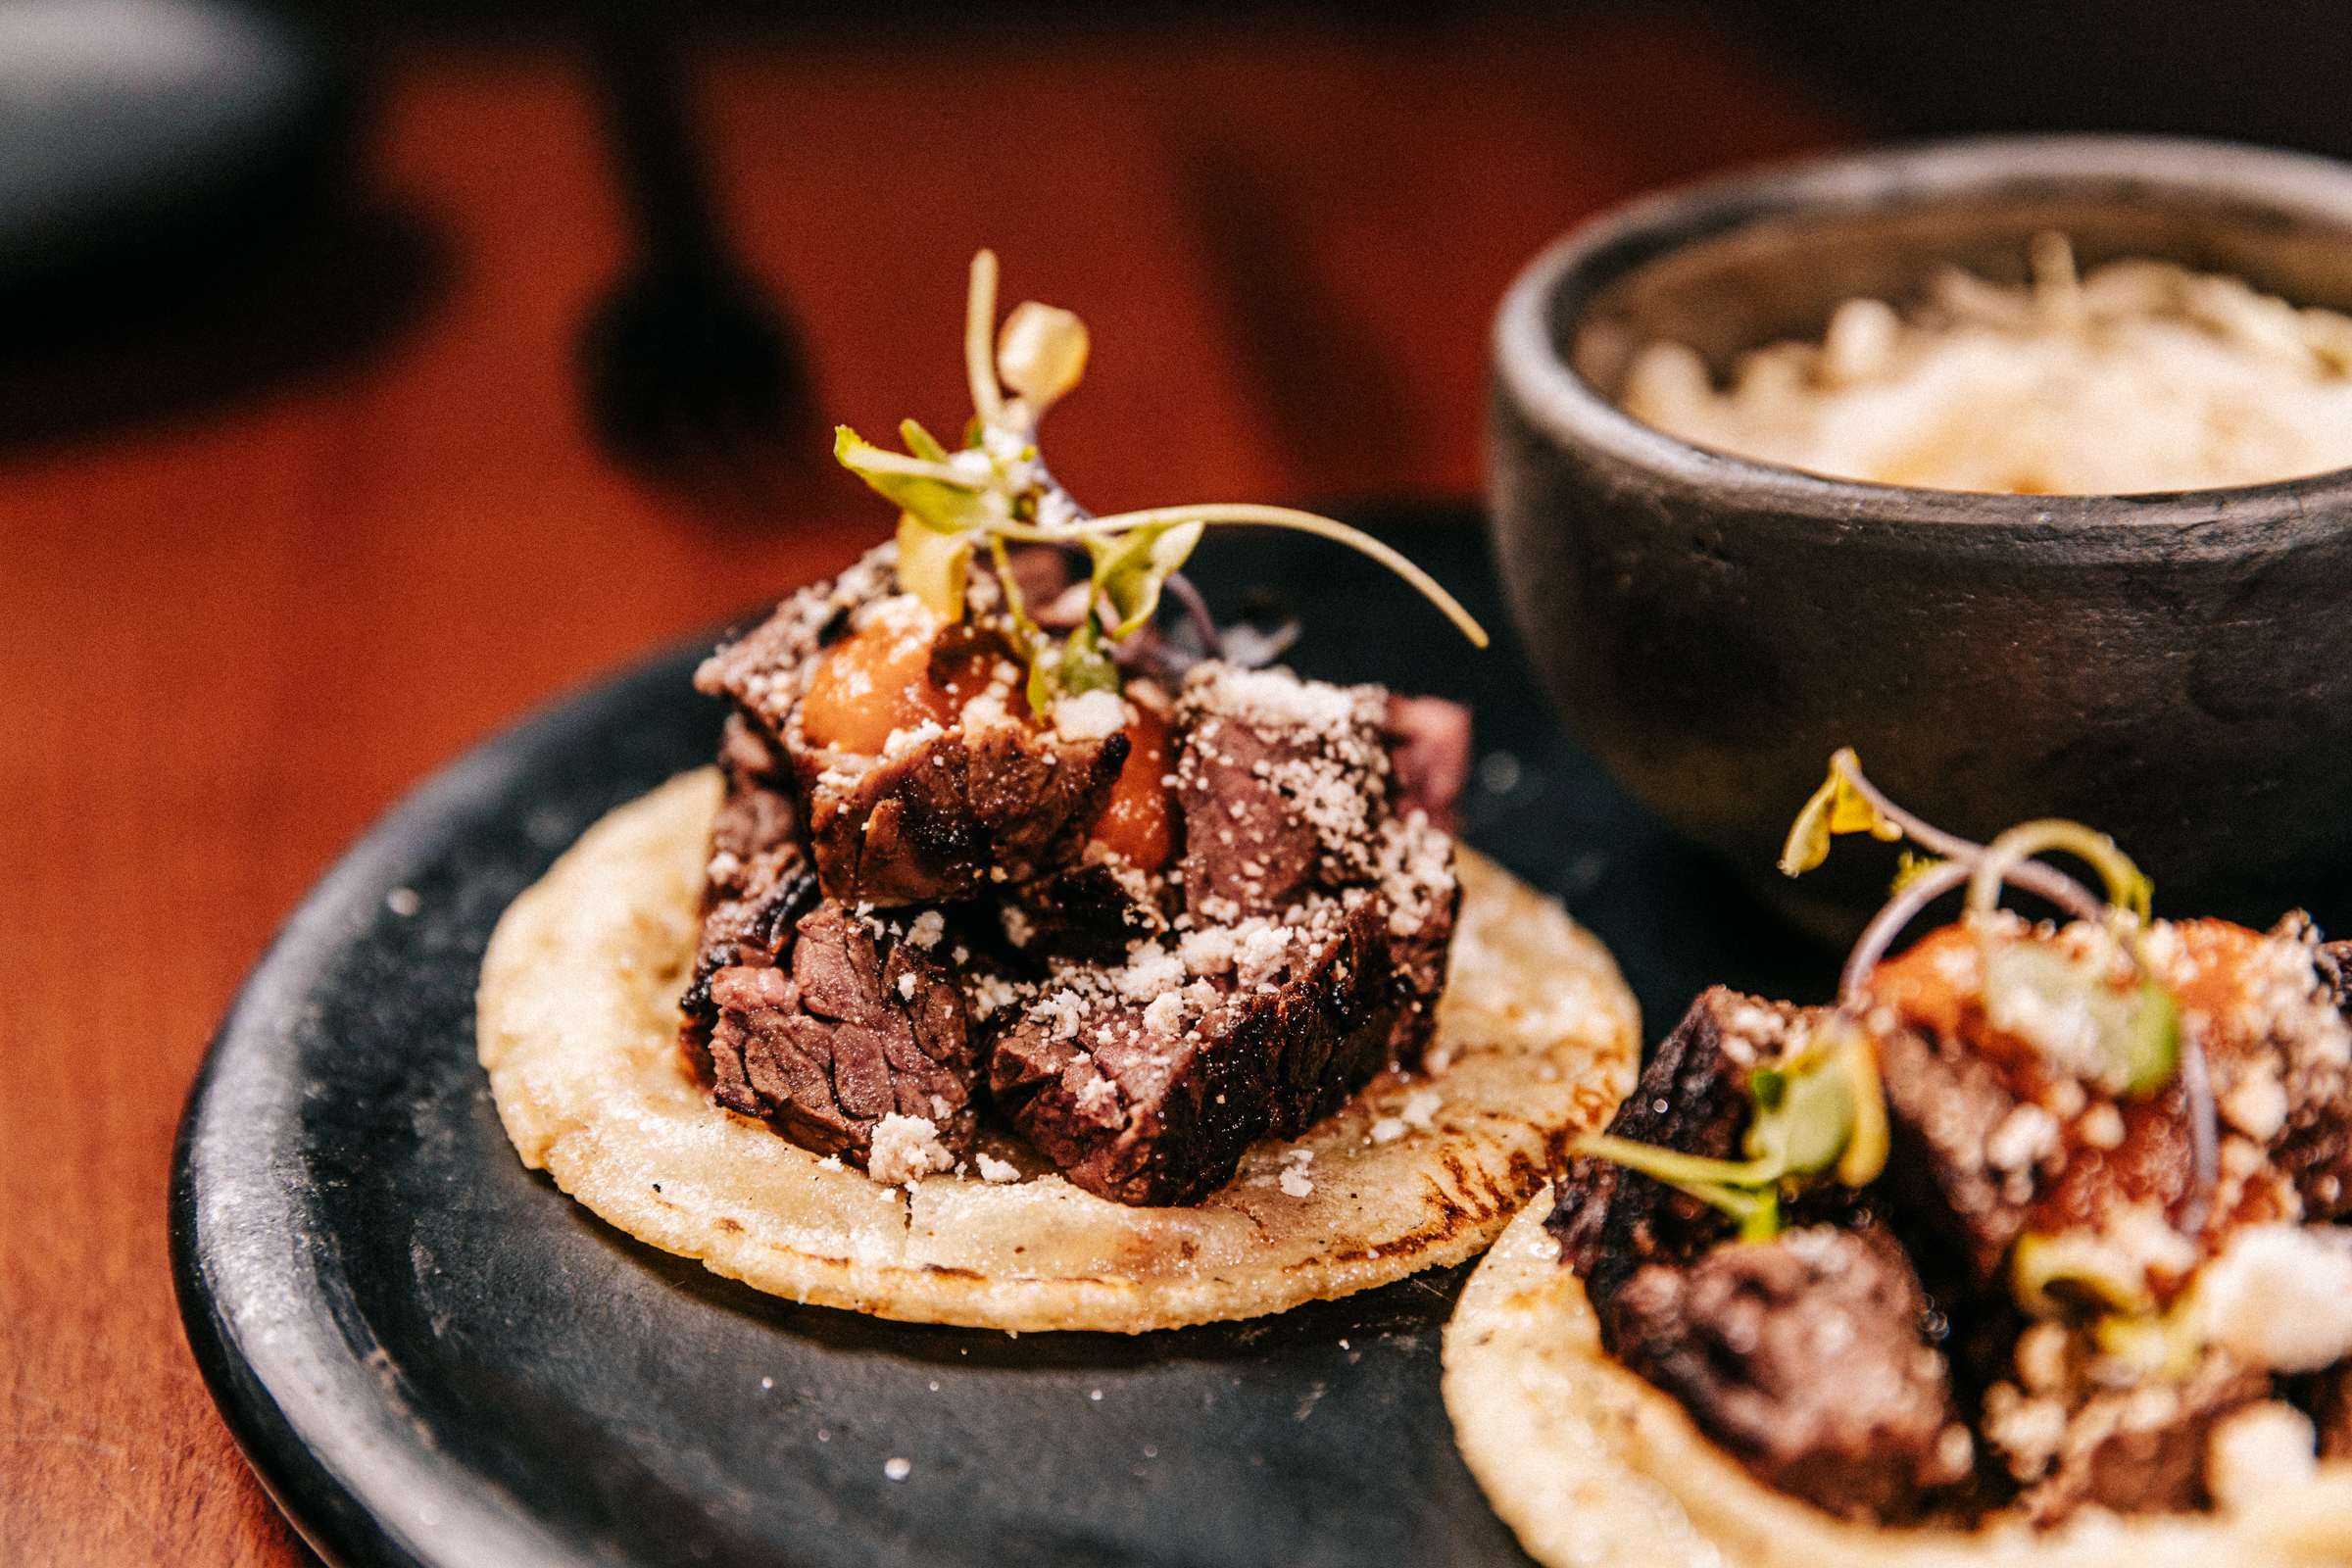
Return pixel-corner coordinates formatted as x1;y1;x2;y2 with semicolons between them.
704;903;978;1167
804;722;1128;906
1872;920;2346;1296
697;548;1132;907
1171;663;1458;1068
1172;663;1395;923
1004;861;1170;966
677;752;818;1080
1379;694;1471;833
1549;987;1822;1310
1982;1348;2269;1522
1604;1222;1973;1522
986;901;1395;1206
694;547;897;742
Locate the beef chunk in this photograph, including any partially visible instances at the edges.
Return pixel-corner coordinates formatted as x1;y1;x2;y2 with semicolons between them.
1604;1222;1973;1522
676;763;817;1081
1549;987;1820;1310
1172;663;1393;923
986;902;1395;1206
1376;813;1461;1070
1873;920;2345;1291
704;904;979;1166
1380;694;1471;833
1876;1020;2042;1290
1984;1348;2270;1522
694;547;897;739
1004;861;1168;966
806;723;1129;906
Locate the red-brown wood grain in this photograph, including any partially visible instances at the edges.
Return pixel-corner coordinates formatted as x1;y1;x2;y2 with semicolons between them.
0;11;1860;1562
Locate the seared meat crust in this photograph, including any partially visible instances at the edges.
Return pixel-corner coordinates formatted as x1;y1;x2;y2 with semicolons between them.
989;901;1396;1206
1604;1223;1971;1523
804;724;1128;906
704;904;978;1165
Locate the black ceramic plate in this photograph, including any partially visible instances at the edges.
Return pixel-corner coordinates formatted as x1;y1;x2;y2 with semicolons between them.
172;507;1834;1568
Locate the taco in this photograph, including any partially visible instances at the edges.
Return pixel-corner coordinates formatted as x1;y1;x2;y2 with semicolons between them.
474;254;1640;1333
1445;751;2352;1563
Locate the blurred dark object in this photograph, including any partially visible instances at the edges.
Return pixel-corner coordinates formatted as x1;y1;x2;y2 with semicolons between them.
576;13;822;519
0;0;352;319
0;0;448;450
1738;0;2352;161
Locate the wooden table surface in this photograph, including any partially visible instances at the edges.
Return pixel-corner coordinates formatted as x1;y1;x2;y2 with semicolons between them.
0;9;1860;1562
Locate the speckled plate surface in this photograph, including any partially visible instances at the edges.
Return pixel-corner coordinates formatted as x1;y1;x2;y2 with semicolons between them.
171;508;1831;1568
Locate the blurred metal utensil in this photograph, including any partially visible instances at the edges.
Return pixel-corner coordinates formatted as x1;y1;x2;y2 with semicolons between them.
578;15;818;515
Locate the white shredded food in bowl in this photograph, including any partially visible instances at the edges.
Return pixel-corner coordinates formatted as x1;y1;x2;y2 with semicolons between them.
1621;232;2352;494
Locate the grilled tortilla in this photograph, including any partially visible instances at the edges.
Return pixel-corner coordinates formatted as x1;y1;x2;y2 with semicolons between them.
1443;1192;2352;1568
477;766;1638;1334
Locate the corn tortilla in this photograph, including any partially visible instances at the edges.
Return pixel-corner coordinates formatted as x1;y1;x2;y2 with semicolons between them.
477;766;1640;1333
1442;1191;2352;1568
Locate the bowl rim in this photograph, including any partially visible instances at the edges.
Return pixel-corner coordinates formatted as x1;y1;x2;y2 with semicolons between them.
1493;131;2352;524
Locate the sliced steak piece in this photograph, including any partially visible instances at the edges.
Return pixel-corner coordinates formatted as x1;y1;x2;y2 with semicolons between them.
704;903;978;1167
694;545;899;740
1374;812;1461;1069
1603;1222;1973;1523
1003;861;1170;966
1172;662;1394;923
985;901;1395;1206
1988;1348;2270;1522
1548;987;1821;1311
806;721;1128;906
1380;694;1471;833
677;761;817;1082
1872;920;2347;1295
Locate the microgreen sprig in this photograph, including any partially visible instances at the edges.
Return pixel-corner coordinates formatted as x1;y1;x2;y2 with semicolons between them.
1784;750;2214;1235
834;251;1488;716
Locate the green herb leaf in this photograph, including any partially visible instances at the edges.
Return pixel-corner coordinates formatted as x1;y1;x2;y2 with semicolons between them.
2126;977;2181;1098
900;417;952;464
1779;748;1902;876
1088;518;1203;642
835;425;998;535
1982;940;2179;1099
1744;1054;1855;1178
2012;1230;2156;1319
895;513;971;621
1056;616;1123;704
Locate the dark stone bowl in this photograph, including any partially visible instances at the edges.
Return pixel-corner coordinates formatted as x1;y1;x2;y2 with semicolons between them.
1489;135;2352;942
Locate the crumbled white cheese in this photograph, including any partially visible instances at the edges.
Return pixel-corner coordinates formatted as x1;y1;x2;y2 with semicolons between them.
1179;925;1237;977
2077;1102;2127;1150
1031;990;1084;1040
975;1152;1020;1184
1115;944;1188;1003
1052;688;1130;743
1279;1167;1314;1198
968;973;1017;1019
1986;1103;2061;1173
882;719;945;760
1370;1117;1407;1144
1399;1089;1443;1130
2208;1401;2319;1513
2198;1224;2352;1371
906;910;945;951
1002;906;1035;950
1236;923;1292;988
1143;989;1196;1038
2221;1056;2291;1142
866;1114;953;1187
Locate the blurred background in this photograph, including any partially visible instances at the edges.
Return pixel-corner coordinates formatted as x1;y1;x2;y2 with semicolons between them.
8;2;2349;1562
